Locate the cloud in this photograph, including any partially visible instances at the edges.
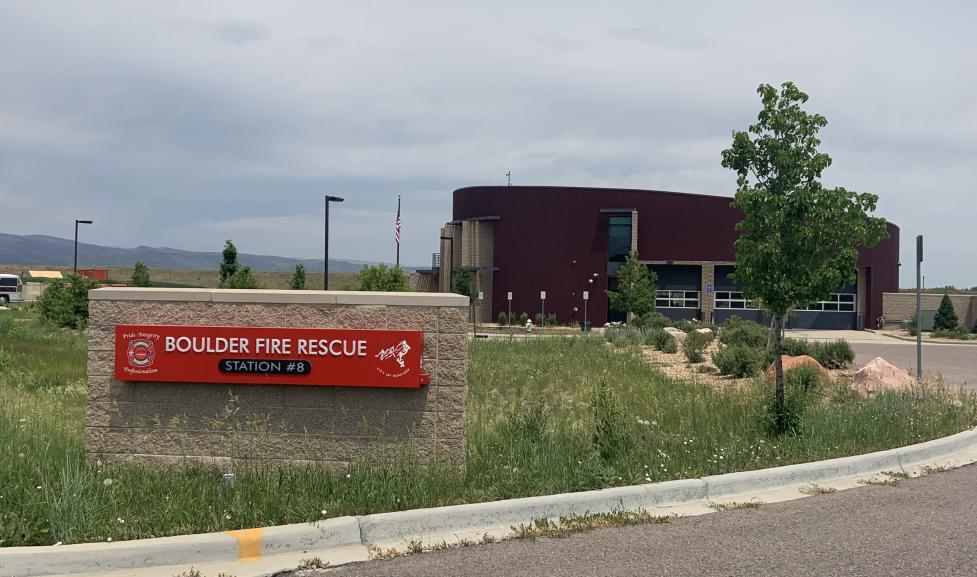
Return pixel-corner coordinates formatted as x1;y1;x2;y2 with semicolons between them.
0;1;974;287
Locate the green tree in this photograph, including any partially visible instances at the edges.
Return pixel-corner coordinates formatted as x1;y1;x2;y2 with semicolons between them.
934;292;959;330
219;240;239;285
289;264;306;290
606;250;657;321
36;274;99;329
721;82;888;434
452;267;473;297
359;263;409;291
129;261;151;287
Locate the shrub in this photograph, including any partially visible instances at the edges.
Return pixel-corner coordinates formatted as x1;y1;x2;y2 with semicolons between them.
780;337;812;357
633;311;672;330
591;379;631;461
644;328;671;350
35;275;99;329
504;397;549;441
811;339;855;369
785;364;823;393
220;267;260;289
712;344;766;378
661;336;678;354
546;313;558;327
606;325;643;347
673;320;696;333
719;316;768;348
682;330;710;363
359;263;408;291
497;312;509;326
933;327;974;340
934;293;959;331
518;312;529;325
756;393;806;437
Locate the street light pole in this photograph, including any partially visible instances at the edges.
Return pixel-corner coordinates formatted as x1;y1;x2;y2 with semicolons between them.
74;219;93;275
324;196;344;290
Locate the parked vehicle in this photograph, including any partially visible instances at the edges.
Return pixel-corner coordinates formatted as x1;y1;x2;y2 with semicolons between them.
0;274;24;304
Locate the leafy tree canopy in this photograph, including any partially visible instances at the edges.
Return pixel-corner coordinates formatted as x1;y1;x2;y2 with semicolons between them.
721;82;888;434
606;250;657;319
129;261;151;287
721;82;888;317
289;264;306;290
219;240;239;285
452;267;473;298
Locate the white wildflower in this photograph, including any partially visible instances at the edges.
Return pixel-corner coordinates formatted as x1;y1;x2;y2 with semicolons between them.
103;478;113;487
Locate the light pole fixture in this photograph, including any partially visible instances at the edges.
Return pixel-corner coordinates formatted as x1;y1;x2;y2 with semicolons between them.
439;235;454;291
74;219;93;275
324;195;344;290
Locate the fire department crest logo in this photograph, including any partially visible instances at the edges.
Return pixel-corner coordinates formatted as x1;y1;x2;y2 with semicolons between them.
375;339;411;378
127;339;156;368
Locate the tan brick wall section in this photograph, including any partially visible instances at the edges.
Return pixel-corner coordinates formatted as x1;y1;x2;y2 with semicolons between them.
883;292;977;328
86;289;470;468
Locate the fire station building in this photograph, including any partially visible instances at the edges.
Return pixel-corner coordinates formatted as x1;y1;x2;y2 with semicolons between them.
416;186;900;330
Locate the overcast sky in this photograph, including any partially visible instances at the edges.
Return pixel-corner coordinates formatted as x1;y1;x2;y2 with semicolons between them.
1;1;974;287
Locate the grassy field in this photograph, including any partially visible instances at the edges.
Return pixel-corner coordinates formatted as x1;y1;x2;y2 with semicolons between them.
2;307;976;546
0;265;361;290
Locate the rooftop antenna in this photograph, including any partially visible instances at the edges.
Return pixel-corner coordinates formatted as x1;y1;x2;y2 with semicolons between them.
506;171;511;186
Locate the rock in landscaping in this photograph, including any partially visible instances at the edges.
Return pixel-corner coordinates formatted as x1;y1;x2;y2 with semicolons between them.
694;327;714;339
852;357;915;399
765;355;833;382
665;327;686;344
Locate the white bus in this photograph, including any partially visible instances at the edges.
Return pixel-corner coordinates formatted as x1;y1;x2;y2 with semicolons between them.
0;274;24;304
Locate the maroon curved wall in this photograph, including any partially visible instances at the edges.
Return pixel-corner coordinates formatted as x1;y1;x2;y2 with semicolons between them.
453;185;900;327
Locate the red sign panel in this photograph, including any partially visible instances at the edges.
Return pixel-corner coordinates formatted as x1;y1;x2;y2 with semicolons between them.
114;325;428;388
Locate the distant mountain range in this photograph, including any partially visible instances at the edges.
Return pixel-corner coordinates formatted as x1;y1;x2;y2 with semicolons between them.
0;233;413;273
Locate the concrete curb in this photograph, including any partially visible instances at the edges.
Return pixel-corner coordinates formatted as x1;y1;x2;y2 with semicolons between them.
0;517;361;577
357;479;706;545
2;429;976;577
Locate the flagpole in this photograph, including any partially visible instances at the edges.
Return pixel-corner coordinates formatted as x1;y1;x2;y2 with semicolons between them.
395;195;401;268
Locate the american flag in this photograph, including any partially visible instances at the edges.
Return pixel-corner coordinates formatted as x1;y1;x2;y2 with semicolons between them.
395;198;401;247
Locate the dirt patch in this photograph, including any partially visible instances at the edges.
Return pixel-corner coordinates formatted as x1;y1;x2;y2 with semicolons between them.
640;340;753;390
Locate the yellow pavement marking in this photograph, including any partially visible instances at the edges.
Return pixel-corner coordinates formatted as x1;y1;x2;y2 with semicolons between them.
224;527;265;561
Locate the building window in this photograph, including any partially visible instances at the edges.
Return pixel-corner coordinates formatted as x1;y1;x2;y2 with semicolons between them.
714;291;757;310
656;290;700;309
607;216;631;264
799;293;856;312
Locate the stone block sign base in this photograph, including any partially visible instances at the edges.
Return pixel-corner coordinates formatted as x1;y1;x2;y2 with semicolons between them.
86;288;470;468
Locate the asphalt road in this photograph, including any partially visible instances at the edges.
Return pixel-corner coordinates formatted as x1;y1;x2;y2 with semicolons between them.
850;341;977;391
312;464;977;577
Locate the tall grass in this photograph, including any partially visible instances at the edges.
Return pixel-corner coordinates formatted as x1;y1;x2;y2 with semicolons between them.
2;309;976;546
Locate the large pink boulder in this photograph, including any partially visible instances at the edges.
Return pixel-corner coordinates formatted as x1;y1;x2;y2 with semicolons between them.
765;355;833;383
665;327;686;344
852;357;915;399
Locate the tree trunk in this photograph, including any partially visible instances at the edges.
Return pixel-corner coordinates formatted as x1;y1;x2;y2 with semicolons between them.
773;314;785;413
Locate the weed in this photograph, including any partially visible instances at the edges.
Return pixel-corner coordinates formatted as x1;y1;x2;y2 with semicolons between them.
799;484;837;496
296;557;329;570
858;477;900;487
920;465;949;475
709;499;765;511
